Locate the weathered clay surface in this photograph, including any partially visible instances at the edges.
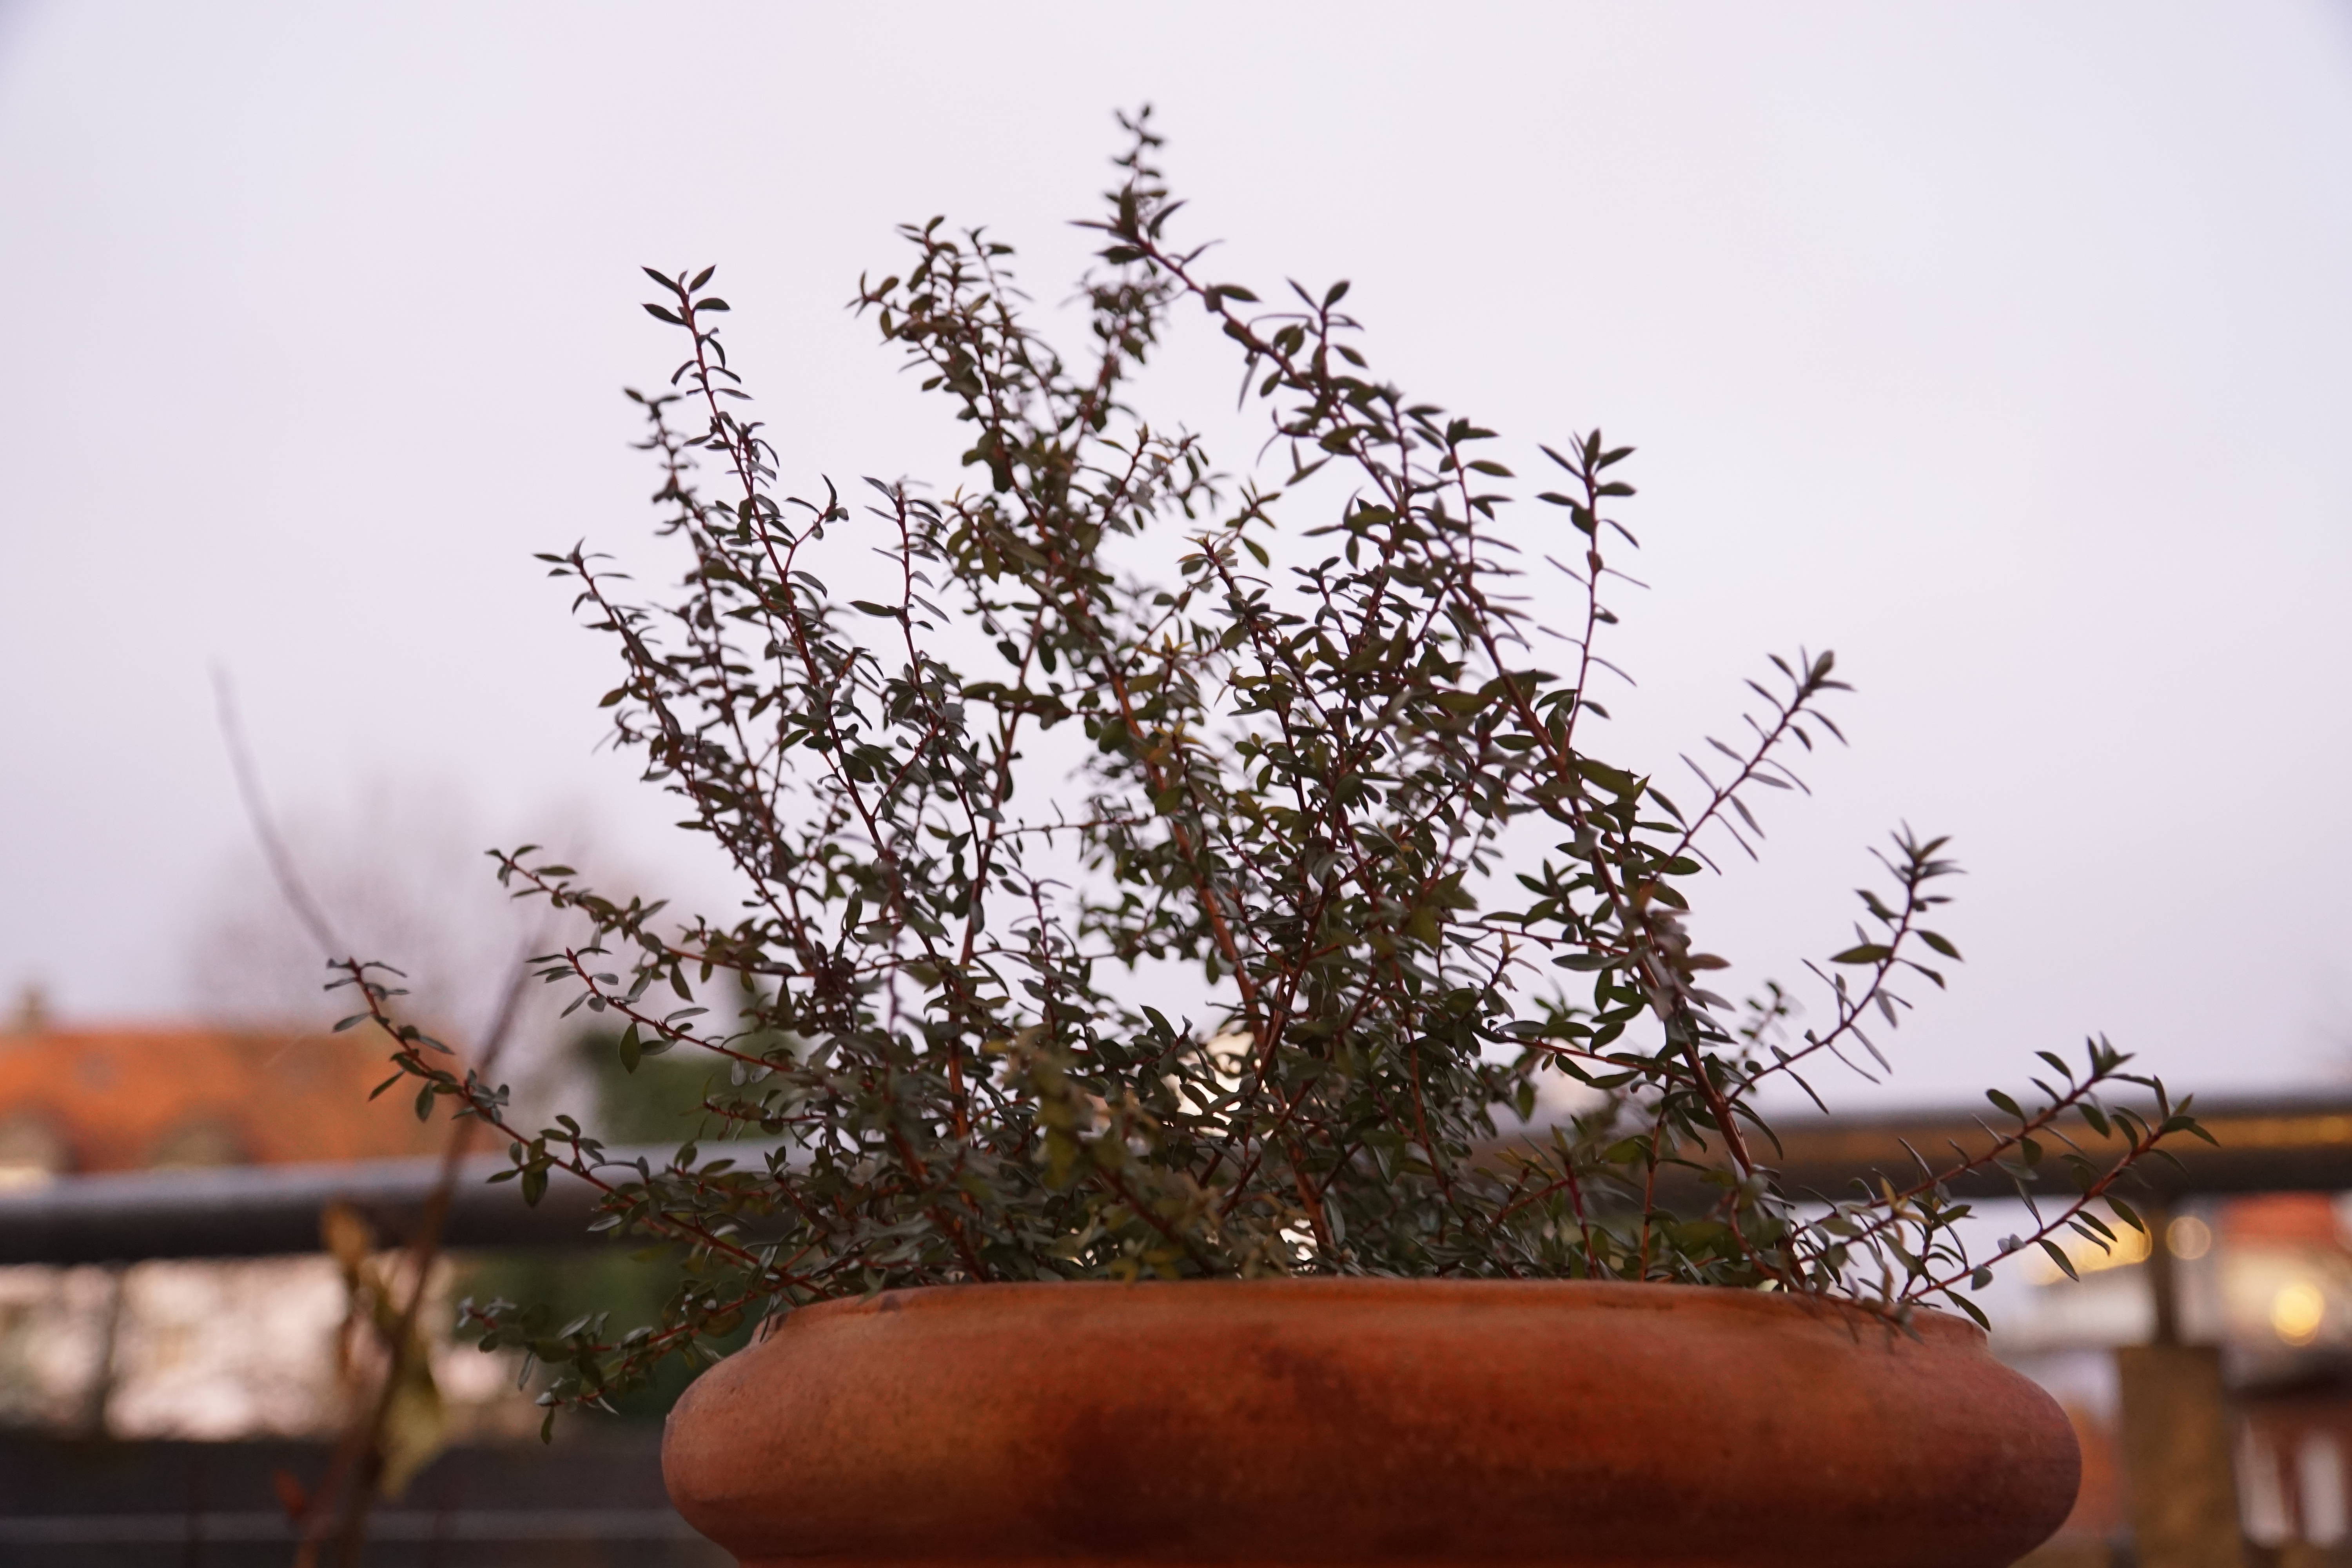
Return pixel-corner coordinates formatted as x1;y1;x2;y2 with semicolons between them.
663;1278;2077;1568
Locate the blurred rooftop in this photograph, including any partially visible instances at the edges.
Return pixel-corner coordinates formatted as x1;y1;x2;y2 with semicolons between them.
0;1022;439;1182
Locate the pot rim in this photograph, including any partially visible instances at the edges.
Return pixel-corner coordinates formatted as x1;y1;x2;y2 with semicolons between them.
771;1273;1984;1351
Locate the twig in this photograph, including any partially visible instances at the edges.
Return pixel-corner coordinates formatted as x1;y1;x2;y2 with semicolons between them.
212;668;345;955
312;938;540;1567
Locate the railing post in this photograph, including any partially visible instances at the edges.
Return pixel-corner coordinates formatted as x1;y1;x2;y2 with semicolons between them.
2117;1207;2246;1568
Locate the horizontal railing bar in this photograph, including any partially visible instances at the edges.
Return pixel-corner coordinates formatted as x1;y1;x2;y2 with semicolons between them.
0;1142;782;1265
0;1508;700;1544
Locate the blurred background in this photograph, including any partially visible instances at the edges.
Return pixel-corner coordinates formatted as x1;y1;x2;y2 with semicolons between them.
1;3;2349;1563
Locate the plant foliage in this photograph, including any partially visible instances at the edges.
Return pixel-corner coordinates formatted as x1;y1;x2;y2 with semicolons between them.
343;113;2205;1419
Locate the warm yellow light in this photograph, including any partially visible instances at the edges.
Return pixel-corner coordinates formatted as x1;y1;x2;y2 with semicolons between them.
2167;1215;2213;1261
2273;1281;2327;1345
2024;1221;2151;1284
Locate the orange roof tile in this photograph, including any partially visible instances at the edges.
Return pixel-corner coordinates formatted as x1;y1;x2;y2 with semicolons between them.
2222;1192;2345;1248
0;1028;442;1173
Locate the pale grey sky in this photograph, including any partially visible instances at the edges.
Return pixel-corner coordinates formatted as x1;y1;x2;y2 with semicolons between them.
2;3;2348;1110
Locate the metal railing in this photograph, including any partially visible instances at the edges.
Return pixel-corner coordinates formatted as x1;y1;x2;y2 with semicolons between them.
0;1142;766;1264
7;1098;2352;1266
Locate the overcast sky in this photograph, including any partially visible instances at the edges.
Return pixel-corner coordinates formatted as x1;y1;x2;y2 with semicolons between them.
2;3;2348;1112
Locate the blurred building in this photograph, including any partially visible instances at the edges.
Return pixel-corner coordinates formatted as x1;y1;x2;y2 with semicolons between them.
2004;1192;2352;1562
0;1020;440;1183
0;1016;527;1443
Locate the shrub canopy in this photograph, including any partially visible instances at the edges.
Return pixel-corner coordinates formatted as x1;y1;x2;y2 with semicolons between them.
349;114;2201;1416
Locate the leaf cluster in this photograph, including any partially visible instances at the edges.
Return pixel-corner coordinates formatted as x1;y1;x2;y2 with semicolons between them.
347;111;2202;1415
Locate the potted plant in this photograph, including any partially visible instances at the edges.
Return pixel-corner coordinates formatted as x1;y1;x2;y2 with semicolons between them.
352;112;2203;1567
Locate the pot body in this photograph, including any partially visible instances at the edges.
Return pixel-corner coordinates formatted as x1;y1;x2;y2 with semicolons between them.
663;1278;2076;1568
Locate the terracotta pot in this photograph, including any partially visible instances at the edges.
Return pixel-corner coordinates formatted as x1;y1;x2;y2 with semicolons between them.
663;1278;2077;1568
